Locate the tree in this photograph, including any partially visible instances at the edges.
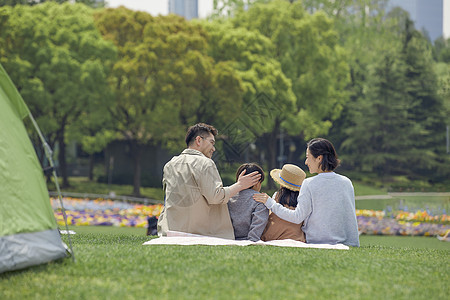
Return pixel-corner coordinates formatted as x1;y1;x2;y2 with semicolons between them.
433;37;450;63
227;0;351;173
342;51;415;177
341;10;448;182
0;2;116;187
66;95;117;181
397;12;449;181
199;19;295;183
94;7;245;195
301;0;395;153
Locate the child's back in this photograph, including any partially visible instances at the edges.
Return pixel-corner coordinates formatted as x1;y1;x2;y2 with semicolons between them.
228;189;269;241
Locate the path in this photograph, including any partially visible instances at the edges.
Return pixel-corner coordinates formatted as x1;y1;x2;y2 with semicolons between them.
356;192;450;200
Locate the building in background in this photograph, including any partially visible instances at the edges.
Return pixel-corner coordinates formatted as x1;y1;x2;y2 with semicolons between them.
387;0;448;41
169;0;198;20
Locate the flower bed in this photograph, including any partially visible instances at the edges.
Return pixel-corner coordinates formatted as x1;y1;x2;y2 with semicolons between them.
51;197;163;228
356;209;449;224
51;198;450;236
356;209;449;236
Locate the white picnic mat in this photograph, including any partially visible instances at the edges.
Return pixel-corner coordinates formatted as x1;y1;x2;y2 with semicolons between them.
142;231;349;250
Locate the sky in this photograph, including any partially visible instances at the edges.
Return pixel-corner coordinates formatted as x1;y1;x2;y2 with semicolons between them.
445;0;450;38
106;0;214;18
106;0;449;39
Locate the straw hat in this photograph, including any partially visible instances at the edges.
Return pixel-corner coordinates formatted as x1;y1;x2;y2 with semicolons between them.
270;164;306;192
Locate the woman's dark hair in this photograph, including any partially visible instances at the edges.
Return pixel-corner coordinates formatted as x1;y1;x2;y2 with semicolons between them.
307;138;340;171
235;163;265;184
275;187;299;208
185;123;218;146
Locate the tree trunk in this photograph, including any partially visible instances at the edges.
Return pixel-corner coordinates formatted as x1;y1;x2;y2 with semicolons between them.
57;132;70;188
263;120;280;189
88;153;94;181
131;141;142;197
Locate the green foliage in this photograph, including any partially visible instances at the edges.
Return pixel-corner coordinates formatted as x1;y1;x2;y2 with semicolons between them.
93;7;246;195
0;2;116;187
94;8;245;149
232;1;350;139
342;50;416;176
207;1;351;183
433;37;450;63
2;0;447;192
199;19;295;170
0;229;448;299
312;1;450;183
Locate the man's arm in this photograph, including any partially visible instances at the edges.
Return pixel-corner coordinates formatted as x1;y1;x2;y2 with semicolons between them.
199;163;262;205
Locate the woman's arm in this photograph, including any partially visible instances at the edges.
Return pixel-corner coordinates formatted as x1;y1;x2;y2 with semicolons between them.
253;183;312;224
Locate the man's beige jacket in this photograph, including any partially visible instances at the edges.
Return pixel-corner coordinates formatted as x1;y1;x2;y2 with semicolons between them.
157;149;235;239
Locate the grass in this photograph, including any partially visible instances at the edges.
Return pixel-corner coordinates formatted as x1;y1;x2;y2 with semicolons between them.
353;182;387;196
1;226;449;299
19;175;445;299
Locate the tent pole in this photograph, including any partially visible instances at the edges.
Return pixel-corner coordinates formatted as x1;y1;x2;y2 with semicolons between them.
27;112;75;263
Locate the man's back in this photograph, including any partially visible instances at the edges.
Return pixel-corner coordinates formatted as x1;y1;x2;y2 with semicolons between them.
157;149;234;239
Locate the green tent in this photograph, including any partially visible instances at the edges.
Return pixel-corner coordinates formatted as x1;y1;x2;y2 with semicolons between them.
0;63;67;273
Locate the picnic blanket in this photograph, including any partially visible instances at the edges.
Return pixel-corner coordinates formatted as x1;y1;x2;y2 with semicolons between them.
142;231;349;250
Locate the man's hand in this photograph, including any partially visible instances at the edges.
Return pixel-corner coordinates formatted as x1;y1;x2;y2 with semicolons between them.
252;193;269;204
237;169;261;190
227;169;262;198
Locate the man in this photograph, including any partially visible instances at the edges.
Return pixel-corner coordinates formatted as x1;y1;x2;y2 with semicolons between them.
157;123;261;239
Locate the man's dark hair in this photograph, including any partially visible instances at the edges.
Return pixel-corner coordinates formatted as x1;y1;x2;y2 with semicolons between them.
307;138;340;171
235;163;265;184
185;123;218;147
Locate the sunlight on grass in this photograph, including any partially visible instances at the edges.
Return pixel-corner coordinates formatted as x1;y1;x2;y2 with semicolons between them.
2;229;448;299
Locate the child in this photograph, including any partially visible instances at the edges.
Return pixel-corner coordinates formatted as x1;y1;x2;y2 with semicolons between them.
260;164;306;242
227;163;269;242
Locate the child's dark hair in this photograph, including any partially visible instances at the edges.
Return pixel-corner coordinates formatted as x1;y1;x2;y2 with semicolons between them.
307;138;341;171
235;163;264;184
275;187;299;208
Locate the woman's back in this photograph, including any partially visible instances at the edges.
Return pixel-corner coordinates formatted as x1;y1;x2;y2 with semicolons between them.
253;138;360;247
300;172;359;246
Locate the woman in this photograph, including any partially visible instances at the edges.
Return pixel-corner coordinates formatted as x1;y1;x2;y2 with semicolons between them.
260;164;306;242
253;138;359;247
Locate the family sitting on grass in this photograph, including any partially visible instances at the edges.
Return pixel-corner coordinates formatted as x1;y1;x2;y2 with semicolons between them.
157;123;360;247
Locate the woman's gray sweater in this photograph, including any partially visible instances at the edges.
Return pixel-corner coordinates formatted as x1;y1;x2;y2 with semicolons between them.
264;172;360;247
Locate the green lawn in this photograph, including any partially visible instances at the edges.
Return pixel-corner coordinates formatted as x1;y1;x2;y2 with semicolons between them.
353;182;387;196
1;226;448;299
32;178;448;299
63;226;450;250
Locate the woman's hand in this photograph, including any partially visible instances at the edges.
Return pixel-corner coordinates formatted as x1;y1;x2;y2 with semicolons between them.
252;193;269;204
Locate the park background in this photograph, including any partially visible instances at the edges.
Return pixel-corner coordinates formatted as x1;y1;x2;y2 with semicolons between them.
1;0;449;198
0;1;449;299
